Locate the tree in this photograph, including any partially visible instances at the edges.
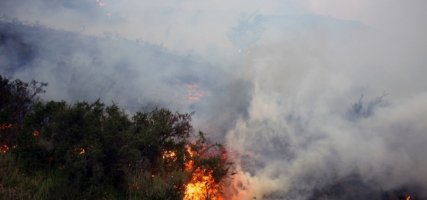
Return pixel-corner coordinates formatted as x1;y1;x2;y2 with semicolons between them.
0;75;46;154
0;75;232;199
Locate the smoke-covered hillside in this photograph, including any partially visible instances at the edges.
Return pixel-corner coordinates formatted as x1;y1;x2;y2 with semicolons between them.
0;19;252;139
2;1;427;199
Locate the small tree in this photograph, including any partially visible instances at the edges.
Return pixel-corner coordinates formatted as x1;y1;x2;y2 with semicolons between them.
1;75;46;154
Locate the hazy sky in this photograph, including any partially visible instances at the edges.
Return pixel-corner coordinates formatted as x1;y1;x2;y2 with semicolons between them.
1;1;427;199
2;0;426;53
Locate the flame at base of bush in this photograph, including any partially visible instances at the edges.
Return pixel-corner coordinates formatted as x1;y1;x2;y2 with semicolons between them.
183;144;228;200
183;168;224;200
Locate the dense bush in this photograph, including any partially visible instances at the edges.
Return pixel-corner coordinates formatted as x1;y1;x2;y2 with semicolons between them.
0;75;231;199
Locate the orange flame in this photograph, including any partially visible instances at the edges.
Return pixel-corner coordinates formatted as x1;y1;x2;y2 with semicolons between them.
0;144;9;154
32;130;40;137
79;148;86;155
184;168;223;200
406;195;411;200
185;84;205;102
184;145;194;171
162;150;177;162
183;145;224;200
0;123;15;130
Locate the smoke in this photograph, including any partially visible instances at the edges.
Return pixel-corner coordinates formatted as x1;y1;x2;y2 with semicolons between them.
225;3;427;198
1;1;427;199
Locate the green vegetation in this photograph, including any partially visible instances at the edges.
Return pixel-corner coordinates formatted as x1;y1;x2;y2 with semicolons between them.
0;75;231;200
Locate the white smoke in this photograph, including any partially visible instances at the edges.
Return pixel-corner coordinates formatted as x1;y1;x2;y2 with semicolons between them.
225;2;427;198
1;1;427;199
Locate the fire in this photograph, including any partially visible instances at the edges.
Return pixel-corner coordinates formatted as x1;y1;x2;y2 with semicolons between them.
160;143;229;200
185;83;205;102
184;145;194;171
406;195;411;200
183;145;224;200
162;150;177;161
32;130;40;137
0;123;16;130
184;168;223;200
79;148;86;155
0;144;9;154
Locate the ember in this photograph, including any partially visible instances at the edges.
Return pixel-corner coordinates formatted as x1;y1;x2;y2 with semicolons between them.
162;150;177;162
0;144;9;153
79;148;86;155
32;130;40;137
0;123;15;130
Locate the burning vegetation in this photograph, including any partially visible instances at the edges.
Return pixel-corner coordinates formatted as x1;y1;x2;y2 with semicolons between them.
160;135;230;200
0;75;233;199
182;142;229;200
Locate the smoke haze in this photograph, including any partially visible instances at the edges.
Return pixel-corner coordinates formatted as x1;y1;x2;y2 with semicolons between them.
1;1;427;199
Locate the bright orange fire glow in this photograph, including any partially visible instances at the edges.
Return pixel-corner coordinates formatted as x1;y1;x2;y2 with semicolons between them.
183;145;224;200
0;123;15;130
406;195;411;200
32;130;40;137
79;148;86;155
184;145;194;171
183;168;223;200
162;150;177;162
0;144;9;154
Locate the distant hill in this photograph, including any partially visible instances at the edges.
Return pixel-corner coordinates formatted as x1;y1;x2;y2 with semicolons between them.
0;19;213;107
0;20;252;138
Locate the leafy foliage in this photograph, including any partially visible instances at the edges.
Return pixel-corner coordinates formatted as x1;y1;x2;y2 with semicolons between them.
0;75;232;199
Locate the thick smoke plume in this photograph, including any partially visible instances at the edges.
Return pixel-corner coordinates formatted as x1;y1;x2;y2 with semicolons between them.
1;1;427;199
